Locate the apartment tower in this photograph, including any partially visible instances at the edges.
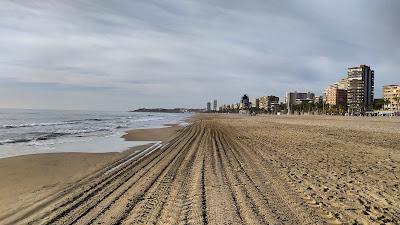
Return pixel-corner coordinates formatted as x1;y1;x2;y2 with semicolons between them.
240;94;250;109
206;102;211;112
267;96;280;111
251;98;260;108
347;65;374;115
213;99;217;111
286;92;315;113
383;85;400;111
324;84;347;109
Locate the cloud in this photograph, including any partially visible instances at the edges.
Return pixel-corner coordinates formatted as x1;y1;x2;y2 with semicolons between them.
0;0;399;110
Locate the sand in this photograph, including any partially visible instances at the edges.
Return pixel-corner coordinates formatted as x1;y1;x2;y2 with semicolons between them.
0;125;181;224
0;146;152;221
122;124;182;141
1;115;399;225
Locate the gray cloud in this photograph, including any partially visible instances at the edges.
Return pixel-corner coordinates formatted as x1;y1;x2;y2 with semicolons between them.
0;0;399;110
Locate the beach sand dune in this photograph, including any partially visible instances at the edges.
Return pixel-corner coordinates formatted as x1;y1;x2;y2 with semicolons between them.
1;115;399;224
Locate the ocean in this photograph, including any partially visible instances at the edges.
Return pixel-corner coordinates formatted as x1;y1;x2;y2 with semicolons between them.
0;109;190;158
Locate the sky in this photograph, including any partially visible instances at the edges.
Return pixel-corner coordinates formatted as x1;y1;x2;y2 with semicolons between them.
0;0;399;111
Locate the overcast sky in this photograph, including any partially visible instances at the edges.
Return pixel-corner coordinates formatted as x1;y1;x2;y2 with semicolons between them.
0;0;399;110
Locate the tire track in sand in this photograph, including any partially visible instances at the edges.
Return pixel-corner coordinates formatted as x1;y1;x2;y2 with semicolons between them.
4;117;325;225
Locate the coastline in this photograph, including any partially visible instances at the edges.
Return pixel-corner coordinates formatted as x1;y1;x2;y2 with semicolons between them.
0;110;192;159
1;115;399;224
0;124;183;220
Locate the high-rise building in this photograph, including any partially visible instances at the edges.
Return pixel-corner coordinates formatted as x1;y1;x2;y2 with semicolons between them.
267;96;280;111
251;98;260;108
206;102;211;112
286;92;315;105
347;65;374;114
213;99;217;111
240;94;250;109
383;84;400;111
338;77;348;90
259;96;268;109
324;85;347;109
286;92;315;113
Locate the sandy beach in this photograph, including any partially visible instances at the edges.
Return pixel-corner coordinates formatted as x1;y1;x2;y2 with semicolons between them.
1;116;399;224
122;124;182;141
0;124;181;224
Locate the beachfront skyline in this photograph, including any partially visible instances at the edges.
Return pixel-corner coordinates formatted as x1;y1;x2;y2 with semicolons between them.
0;1;399;111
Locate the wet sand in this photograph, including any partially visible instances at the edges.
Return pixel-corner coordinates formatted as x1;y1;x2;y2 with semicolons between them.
1;116;399;224
122;124;182;141
0;125;180;223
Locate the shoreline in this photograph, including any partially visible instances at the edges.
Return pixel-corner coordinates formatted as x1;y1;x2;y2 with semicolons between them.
0;110;192;159
1;115;399;224
0;124;183;220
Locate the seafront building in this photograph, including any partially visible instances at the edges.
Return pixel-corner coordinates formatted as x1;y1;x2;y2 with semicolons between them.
338;77;348;90
213;99;218;111
258;96;268;109
206;102;211;112
314;96;323;104
267;96;280;111
383;84;400;111
286;92;315;113
251;98;260;108
324;84;347;108
347;65;374;115
240;94;251;109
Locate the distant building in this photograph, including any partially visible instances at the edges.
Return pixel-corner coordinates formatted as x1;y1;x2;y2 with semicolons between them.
324;84;347;109
338;77;348;90
259;96;268;109
286;92;315;114
383;84;400;111
213;99;218;111
267;96;280;111
206;102;211;112
314;96;323;104
286;92;315;113
251;98;260;108
240;94;251;109
258;95;279;111
347;65;374;114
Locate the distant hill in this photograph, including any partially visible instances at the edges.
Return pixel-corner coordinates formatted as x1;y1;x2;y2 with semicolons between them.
130;108;203;113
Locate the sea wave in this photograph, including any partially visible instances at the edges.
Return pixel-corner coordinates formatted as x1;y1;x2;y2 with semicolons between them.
132;117;165;122
0;128;112;145
0;138;32;145
1;121;78;129
0;111;187;150
0;117;123;129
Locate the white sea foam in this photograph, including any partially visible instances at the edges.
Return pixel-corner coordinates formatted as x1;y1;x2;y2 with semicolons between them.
0;109;192;158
